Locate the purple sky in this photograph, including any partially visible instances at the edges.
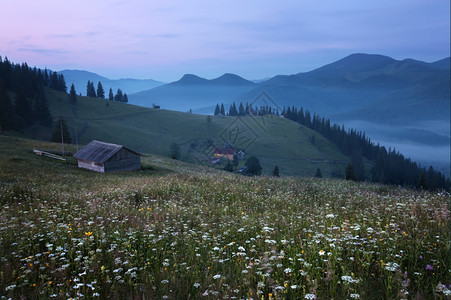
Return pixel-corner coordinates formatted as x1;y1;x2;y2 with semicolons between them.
1;0;449;81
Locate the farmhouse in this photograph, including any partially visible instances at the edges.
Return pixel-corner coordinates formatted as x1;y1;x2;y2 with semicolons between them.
214;148;236;161
74;140;141;173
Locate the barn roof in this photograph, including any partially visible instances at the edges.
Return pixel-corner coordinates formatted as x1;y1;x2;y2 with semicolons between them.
74;140;140;163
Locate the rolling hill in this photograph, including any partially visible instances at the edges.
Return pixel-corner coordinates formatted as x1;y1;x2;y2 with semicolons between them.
20;88;350;177
125;54;450;172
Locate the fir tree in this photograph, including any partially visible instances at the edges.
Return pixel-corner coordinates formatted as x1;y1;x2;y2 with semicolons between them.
214;103;220;115
51;117;72;144
0;80;13;132
238;102;245;116
14;87;33;128
34;86;52;126
114;89;123;102
315;168;322;178
86;81;96;97
96;81;105;98
69;84;77;103
244;156;262;176
108;88;114;101
345;162;356;181
123;93;128;103
220;103;225;115
272;165;280;177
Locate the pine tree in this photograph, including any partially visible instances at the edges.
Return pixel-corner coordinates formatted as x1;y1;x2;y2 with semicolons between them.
96;81;105;98
86;81;96;97
272;165;280;177
0;80;13;133
239;102;245;116
123;93;128;103
51;117;72;144
69;84;77;103
34;86;52;126
315;168;322;178
108;88;114;101
114;89;123;102
214;103;220;115
244;156;262;176
345;162;356;181
220;103;225;115
14;87;33;128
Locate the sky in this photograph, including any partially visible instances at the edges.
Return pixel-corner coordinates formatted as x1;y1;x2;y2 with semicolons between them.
1;0;449;82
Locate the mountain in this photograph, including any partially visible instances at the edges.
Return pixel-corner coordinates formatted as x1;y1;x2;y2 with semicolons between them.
59;70;165;96
126;53;449;172
129;73;255;113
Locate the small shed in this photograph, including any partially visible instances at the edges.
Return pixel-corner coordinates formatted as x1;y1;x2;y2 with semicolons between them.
74;140;141;173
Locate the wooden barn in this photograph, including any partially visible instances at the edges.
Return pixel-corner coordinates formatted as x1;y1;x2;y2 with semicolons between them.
213;148;236;161
74;140;141;173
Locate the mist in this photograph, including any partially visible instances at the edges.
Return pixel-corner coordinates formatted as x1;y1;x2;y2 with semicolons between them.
343;120;450;176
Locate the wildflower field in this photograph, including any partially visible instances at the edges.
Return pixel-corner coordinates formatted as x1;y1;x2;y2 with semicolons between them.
0;137;450;299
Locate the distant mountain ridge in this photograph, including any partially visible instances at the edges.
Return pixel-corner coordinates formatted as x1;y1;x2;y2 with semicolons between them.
130;73;255;112
126;53;449;172
59;70;165;96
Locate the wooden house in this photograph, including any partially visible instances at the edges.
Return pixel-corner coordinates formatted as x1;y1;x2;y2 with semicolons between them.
74;140;141;173
214;148;236;161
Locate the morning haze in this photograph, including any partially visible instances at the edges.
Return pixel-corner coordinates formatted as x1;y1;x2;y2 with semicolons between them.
0;1;450;298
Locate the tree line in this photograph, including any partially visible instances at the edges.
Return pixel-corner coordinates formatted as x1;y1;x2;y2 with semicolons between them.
281;105;449;191
0;56;64;132
213;101;449;191
84;80;128;103
214;102;279;117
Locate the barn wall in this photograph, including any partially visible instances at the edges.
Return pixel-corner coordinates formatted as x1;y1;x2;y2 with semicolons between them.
104;148;141;172
78;159;105;173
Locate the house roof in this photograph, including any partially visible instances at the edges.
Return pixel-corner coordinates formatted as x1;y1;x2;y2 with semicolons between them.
214;148;236;155
74;140;140;163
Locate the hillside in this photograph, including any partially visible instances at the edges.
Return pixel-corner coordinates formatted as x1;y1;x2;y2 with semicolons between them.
0;136;449;299
124;53;450;172
18;88;350;177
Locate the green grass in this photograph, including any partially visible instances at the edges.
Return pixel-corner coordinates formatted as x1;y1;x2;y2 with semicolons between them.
10;89;350;177
0;136;450;299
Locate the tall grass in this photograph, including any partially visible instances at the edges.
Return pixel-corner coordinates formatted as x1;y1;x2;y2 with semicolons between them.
1;165;449;299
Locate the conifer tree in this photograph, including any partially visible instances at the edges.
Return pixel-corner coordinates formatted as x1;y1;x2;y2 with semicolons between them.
272;165;280;177
14;87;33;128
0;80;13;132
239;102;245;116
214;103;220;115
220;103;225;115
108;88;114;101
114;89;123;102
86;81;96;97
123;93;128;103
315;168;322;178
51;117;71;144
34;86;52;126
69;84;77;103
96;81;105;98
345;162;356;181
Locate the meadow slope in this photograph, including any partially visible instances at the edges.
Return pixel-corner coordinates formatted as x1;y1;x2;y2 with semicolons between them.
18;89;350;177
0;137;450;299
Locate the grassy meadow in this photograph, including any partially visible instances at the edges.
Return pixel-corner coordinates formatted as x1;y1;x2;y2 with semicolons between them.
0;136;450;299
14;88;350;177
